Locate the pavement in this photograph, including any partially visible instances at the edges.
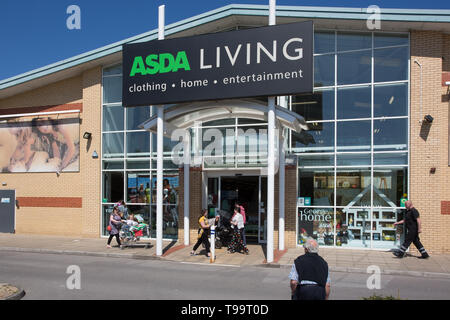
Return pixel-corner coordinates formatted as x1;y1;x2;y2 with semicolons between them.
1;233;450;279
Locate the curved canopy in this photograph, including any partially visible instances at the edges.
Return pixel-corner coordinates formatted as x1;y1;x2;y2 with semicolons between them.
139;99;308;137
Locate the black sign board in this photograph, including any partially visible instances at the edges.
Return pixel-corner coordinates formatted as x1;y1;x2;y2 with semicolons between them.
122;21;313;106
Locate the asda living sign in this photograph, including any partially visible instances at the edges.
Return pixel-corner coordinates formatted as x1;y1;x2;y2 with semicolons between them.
122;21;313;106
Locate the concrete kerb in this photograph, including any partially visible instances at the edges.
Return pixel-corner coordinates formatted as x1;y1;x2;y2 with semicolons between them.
0;247;163;261
2;246;450;280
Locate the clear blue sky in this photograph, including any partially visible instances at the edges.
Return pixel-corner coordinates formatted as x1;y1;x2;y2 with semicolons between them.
1;0;449;81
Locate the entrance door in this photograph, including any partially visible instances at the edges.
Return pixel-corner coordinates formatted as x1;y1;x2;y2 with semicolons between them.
0;190;15;233
206;174;267;244
220;176;259;244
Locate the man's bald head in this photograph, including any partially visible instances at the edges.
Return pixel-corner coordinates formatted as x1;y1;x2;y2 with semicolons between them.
405;200;413;209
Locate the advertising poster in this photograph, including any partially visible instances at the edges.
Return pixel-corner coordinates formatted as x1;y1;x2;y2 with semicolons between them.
0;117;80;173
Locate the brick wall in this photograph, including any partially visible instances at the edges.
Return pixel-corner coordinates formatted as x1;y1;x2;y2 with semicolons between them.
0;67;102;237
410;31;450;254
80;67;102;238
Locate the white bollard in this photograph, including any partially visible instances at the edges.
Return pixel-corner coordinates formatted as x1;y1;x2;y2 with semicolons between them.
210;225;216;263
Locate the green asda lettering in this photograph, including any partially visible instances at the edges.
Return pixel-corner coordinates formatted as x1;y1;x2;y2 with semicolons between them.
130;51;190;76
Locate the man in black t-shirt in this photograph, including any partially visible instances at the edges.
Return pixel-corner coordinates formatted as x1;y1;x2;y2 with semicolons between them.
393;201;429;259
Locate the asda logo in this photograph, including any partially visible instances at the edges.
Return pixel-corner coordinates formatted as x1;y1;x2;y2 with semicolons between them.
130;51;190;76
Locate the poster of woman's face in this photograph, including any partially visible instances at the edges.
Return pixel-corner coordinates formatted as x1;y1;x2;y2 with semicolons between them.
0;117;80;173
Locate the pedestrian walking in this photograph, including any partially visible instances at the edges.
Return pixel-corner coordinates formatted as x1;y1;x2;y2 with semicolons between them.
190;209;211;257
289;238;330;300
227;206;249;254
107;206;122;248
235;203;247;246
393;200;430;259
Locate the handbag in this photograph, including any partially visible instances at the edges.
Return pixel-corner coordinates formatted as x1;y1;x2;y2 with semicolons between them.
107;225;112;232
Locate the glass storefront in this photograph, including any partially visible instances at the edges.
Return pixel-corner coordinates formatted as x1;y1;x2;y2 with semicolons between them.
296;31;408;249
102;30;409;249
102;65;179;240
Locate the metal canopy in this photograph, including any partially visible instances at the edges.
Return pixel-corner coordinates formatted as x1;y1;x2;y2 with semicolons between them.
139;99;308;136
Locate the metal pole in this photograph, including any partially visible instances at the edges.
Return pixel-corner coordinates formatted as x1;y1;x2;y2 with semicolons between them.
156;5;165;256
210;225;216;263
266;0;276;263
279;126;285;251
184;130;190;246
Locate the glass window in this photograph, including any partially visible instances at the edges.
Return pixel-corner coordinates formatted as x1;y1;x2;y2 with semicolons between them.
237;126;267;166
103;64;122;76
201;127;233;157
298;154;334;167
203;119;235;127
298;207;335;247
299;169;334;206
292;122;334;153
337;32;371;51
374;33;408;48
373;118;407;151
315;31;335;54
102;205;115;236
373;167;407;207
127;106;150;130
103;171;124;203
103;133;124;158
337;50;371;85
127;131;150;157
337;121;371;152
374;83;408;117
238;118;266;125
336;168;371;207
374;47;408;82
371;207;403;249
128;205;151;235
103;160;124;170
127;159;150;170
314;54;334;87
126;172;151;204
373;153;408;165
151;172;179;239
337;86;371;120
103;76;122;104
337;153;371;166
151;160;180;170
336;208;372;248
103;105;124;132
292;90;334;121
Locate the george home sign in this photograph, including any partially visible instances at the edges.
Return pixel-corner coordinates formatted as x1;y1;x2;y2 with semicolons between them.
122;21;313;107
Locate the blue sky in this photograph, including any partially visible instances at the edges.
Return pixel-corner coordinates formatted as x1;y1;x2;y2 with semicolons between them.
0;0;449;81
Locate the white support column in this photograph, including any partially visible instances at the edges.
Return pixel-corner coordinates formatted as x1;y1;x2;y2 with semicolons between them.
266;0;276;264
183;129;190;246
278;99;286;251
156;5;165;256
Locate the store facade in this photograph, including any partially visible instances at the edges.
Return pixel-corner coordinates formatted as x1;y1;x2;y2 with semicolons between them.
1;5;450;253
